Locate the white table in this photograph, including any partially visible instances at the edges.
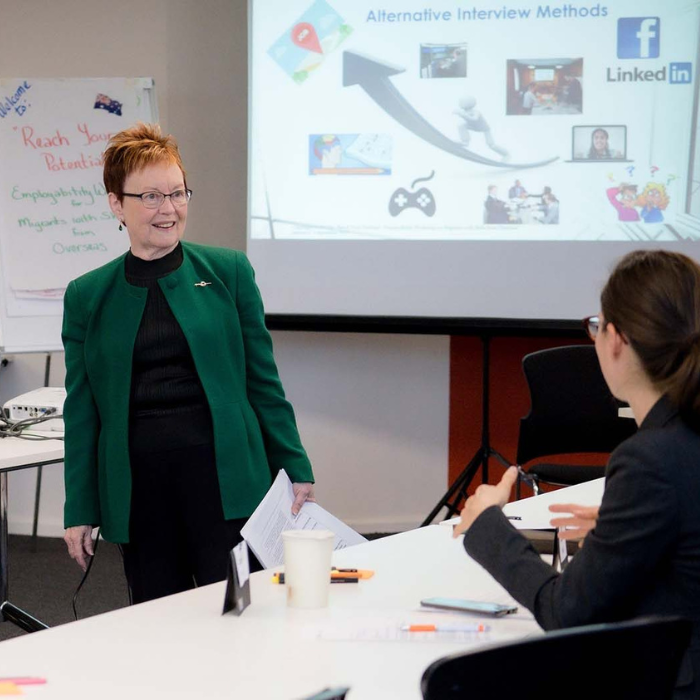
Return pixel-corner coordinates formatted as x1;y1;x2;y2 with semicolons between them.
440;477;605;530
0;524;541;699
0;435;64;472
0;479;606;698
0;435;64;632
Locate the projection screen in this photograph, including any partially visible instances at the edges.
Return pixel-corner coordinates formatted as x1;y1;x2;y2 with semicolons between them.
248;0;700;320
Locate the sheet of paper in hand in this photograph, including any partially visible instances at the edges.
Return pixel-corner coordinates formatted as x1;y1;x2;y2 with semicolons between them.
240;470;367;569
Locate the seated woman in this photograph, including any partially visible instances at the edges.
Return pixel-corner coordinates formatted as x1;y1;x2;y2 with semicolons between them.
454;249;700;698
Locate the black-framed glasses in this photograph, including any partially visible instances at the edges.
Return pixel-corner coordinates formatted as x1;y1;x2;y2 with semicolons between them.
122;188;192;209
582;315;601;341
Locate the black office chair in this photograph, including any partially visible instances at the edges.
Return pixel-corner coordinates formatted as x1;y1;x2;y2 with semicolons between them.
516;345;636;497
421;615;692;700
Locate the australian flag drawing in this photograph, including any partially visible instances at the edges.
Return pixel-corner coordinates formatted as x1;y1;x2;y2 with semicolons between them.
94;93;122;116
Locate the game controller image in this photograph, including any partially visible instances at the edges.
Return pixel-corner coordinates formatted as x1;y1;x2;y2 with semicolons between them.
388;172;437;217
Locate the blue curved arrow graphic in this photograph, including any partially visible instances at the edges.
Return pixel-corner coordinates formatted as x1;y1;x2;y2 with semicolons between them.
343;51;558;169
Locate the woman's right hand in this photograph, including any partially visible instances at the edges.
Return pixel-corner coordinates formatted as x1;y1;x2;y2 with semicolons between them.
64;525;95;571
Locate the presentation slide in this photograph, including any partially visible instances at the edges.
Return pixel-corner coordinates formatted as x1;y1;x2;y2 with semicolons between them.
248;0;700;320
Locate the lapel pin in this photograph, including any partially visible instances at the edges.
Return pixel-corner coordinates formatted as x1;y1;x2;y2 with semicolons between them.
194;281;212;287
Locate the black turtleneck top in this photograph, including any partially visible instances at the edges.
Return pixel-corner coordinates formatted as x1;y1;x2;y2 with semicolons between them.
124;243;213;454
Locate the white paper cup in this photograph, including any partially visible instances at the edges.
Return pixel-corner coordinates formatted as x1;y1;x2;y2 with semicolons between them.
281;530;334;609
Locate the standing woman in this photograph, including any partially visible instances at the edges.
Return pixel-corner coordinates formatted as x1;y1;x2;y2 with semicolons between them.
63;123;315;603
454;250;700;697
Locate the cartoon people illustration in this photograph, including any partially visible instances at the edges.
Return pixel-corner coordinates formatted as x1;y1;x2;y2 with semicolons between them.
637;182;670;223
606;181;670;223
607;183;640;222
454;96;509;160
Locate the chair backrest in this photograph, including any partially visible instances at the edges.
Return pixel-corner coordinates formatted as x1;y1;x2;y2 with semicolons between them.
517;344;637;465
421;616;692;700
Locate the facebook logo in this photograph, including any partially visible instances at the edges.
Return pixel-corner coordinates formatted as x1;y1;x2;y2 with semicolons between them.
617;17;660;59
670;63;693;84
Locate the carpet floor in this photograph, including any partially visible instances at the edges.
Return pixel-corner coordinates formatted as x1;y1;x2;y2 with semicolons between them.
0;535;130;642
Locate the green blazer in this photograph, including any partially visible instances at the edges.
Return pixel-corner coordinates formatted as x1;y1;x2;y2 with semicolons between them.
62;242;314;543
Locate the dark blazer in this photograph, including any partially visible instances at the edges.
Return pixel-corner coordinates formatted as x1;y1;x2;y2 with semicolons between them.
464;396;700;694
62;242;314;543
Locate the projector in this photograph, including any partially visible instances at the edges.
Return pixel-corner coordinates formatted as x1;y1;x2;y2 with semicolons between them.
3;387;66;432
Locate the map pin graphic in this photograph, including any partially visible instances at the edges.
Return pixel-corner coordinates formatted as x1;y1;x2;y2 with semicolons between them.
291;22;323;54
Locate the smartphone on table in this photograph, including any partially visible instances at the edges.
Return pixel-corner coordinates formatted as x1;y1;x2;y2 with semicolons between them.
420;597;518;617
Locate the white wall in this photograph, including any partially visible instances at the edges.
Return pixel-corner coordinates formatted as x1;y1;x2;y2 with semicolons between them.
273;332;449;533
0;0;451;537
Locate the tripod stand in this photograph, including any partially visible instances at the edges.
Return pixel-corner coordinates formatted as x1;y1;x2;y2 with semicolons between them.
421;335;512;526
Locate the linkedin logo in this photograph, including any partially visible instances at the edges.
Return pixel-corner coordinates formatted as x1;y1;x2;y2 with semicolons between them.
606;62;693;85
617;17;660;59
670;63;693;84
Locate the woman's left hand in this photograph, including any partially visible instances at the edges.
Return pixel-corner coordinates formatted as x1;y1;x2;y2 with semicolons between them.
453;466;519;538
291;482;316;515
549;503;599;545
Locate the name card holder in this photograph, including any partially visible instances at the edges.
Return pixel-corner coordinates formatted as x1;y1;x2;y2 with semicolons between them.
222;540;251;616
